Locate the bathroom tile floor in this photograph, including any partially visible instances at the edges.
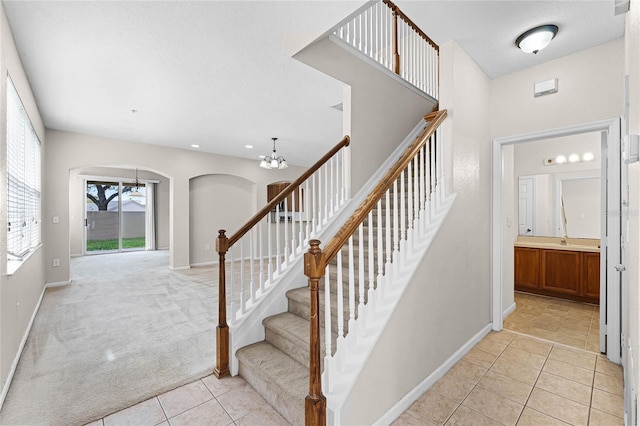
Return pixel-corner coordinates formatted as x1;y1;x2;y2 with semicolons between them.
504;292;600;352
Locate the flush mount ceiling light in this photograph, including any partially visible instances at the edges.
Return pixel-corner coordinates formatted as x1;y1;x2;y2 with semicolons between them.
259;137;288;169
516;24;558;54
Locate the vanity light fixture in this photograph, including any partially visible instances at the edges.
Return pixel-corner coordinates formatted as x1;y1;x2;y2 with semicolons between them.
544;152;596;166
516;24;558;54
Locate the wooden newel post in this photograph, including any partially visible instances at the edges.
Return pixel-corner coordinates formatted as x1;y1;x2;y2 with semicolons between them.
392;7;400;75
304;239;326;426
214;229;230;378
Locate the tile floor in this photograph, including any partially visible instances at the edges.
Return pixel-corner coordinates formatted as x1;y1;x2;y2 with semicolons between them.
394;330;623;426
85;329;623;426
504;292;600;352
84;374;288;426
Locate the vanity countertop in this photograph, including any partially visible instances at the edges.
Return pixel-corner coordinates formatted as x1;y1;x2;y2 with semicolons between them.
514;236;600;253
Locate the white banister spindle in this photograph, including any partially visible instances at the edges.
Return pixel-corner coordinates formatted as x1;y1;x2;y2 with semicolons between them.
324;163;329;224
358;224;365;310
413;156;420;232
259;222;265;293
230;248;236;322
324;266;332;357
275;204;281;275
312;172;317;234
348;236;356;323
392;179;399;276
267;213;273;281
240;239;245;314
249;231;256;303
368;211;375;294
336;249;345;338
291;191;297;256
329;157;335;214
400;169;406;253
385;190;392;268
407;161;414;250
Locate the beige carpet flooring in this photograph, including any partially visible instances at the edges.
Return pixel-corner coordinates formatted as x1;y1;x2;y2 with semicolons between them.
0;251;218;426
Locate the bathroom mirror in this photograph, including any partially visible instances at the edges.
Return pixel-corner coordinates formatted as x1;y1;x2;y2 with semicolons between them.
518;171;600;238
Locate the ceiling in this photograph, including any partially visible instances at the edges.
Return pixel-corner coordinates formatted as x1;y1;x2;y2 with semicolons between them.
2;1;626;167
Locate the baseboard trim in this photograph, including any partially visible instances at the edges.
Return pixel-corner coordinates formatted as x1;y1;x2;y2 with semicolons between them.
503;302;516;319
374;323;493;426
0;283;48;411
189;261;215;267
168;265;191;271
45;280;71;288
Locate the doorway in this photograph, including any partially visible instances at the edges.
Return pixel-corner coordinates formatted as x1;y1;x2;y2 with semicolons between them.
85;180;147;253
492;118;622;365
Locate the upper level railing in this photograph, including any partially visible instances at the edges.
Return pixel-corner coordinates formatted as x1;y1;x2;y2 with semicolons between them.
214;136;350;378
304;110;448;424
333;0;439;100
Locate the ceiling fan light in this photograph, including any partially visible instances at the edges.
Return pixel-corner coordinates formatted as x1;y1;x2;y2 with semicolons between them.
270;158;279;168
516;24;558;54
278;159;288;169
260;159;268;168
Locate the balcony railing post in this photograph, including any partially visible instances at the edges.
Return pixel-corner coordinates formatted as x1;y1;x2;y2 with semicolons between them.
392;7;400;75
214;229;230;378
305;239;326;426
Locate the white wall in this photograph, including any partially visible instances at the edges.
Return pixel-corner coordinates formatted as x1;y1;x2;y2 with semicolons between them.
493;37;624;314
343;40;492;424
44;129;307;283
189;174;255;266
0;4;46;402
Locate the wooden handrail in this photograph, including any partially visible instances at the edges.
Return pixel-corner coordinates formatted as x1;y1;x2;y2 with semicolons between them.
323;110;446;263
228;135;350;247
382;0;439;51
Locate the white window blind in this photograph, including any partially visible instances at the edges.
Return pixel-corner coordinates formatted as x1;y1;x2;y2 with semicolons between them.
7;76;41;259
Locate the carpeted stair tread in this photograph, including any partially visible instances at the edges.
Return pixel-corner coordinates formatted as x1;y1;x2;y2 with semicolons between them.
237;341;307;425
264;312;330;365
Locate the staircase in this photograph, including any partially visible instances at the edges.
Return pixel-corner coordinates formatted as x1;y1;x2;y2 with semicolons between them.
235;113;446;424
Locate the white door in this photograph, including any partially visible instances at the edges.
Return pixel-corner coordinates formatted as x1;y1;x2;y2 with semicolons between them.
518;177;535;236
602;119;622;363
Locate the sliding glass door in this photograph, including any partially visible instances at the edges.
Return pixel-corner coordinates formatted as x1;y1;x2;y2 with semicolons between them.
85;180;146;253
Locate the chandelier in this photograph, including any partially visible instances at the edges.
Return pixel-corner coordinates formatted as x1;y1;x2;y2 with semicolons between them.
260;137;288;169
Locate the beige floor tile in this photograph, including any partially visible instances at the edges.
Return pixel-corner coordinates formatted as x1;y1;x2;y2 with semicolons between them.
593;372;623;396
464;347;499;369
557;326;589;339
548;346;597;371
462;388;523;426
588;407;624;425
201;375;246;397
553;334;588;350
516;407;571;426
409;390;459;425
168;399;233;426
543;359;594;386
392;409;438;426
234;404;289;426
509;335;553;357
445;405;503;426
490;356;541;386
103;398;167;426
476;370;532;404
527;327;559;341
475;339;508;356
591;389;624;418
157;381;213;419
499;346;546;370
532;321;561;333
484;331;517;346
585;340;600;353
216;383;271;421
595;356;623;378
526;388;589;426
535;371;592;406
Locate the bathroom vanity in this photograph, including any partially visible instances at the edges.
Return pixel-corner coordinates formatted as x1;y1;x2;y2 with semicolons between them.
514;236;600;305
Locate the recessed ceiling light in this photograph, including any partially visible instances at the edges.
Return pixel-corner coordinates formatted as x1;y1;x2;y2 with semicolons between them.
245;145;254;149
583;152;595;161
568;154;580;163
258;155;266;159
515;24;558;54
191;144;200;148
555;155;567;164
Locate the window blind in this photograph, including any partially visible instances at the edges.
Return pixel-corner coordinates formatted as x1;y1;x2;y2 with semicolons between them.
7;76;41;259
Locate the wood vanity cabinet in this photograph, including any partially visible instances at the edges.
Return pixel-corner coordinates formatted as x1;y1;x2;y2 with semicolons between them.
514;246;599;304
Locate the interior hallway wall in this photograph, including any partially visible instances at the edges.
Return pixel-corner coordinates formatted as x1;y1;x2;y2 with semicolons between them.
343;40;492;424
492;37;625;315
0;4;46;404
